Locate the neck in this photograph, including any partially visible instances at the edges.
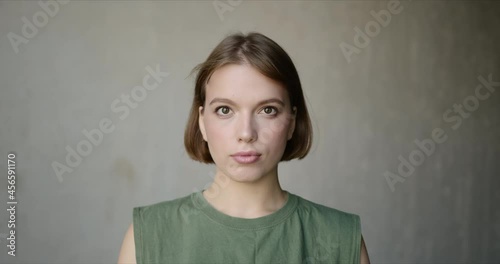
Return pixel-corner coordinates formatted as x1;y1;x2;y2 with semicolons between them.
202;168;288;219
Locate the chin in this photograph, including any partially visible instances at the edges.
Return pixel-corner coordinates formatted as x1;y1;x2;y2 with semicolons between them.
228;168;271;183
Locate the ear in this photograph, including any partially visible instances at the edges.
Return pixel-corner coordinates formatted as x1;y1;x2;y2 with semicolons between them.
287;106;297;140
199;106;207;141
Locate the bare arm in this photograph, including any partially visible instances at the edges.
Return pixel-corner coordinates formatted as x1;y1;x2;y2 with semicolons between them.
117;223;137;264
360;235;370;264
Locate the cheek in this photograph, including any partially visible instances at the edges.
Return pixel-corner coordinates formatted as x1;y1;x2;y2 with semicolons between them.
258;118;291;145
204;124;225;159
204;119;231;146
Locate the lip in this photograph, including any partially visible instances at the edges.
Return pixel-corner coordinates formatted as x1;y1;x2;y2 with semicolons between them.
231;151;261;156
231;151;261;164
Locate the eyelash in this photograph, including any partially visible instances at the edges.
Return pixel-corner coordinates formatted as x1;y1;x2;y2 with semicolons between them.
214;106;279;117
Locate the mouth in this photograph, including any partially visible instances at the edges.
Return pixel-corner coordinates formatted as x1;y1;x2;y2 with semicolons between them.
231;151;261;164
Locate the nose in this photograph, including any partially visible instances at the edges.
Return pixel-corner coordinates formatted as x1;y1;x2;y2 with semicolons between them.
237;113;258;143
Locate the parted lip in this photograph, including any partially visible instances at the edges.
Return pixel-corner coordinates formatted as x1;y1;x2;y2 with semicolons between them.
231;151;261;156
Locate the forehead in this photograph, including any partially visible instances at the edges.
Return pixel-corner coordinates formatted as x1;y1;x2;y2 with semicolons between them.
206;64;289;103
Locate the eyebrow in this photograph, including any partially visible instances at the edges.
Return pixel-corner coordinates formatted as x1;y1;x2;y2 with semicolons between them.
209;98;285;107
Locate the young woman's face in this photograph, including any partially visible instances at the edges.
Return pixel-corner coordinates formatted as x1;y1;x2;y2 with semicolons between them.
199;64;296;183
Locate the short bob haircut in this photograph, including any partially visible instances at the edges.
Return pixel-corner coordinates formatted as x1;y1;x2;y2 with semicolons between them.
184;32;313;163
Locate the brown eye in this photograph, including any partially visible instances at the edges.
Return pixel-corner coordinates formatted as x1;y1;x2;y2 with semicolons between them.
262;107;277;115
216;106;231;116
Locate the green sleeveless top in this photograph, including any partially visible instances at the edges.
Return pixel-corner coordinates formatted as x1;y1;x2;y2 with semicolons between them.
133;190;361;264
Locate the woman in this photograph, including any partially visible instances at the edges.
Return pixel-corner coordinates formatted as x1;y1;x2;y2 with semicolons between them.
118;32;370;264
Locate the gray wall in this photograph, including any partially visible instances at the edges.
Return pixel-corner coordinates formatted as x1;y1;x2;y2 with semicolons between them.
1;1;499;263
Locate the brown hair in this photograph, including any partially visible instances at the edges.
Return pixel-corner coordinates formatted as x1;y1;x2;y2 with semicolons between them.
184;31;313;163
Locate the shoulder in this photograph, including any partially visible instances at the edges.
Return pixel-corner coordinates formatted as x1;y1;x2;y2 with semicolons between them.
133;192;194;220
132;192;196;262
292;193;362;263
293;193;361;228
294;193;360;218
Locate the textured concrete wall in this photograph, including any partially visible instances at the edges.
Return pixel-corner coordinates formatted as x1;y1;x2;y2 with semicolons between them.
0;1;499;263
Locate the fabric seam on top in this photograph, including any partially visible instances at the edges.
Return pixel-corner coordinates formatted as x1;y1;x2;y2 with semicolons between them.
133;207;144;264
353;215;361;264
191;191;299;231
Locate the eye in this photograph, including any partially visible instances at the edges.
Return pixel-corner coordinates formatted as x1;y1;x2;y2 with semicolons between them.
215;106;232;116
261;106;278;115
